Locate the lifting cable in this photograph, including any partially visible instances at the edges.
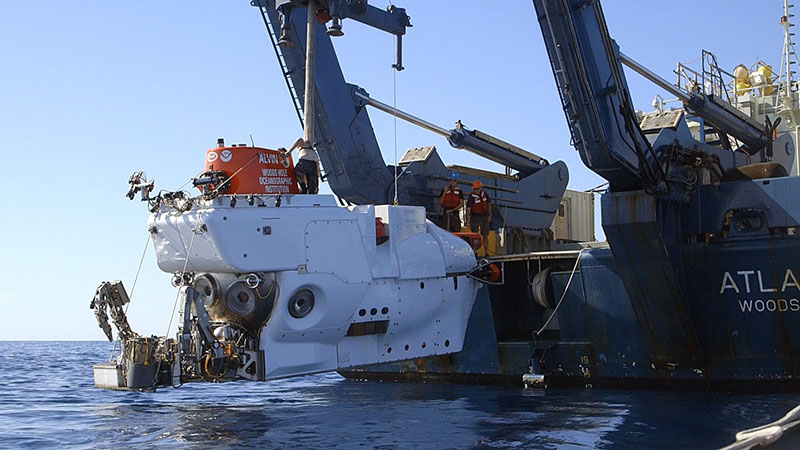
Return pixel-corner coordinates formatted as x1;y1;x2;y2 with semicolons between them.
392;48;399;205
389;0;400;206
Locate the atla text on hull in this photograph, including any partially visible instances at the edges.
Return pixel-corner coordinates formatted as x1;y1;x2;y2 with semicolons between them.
338;0;800;390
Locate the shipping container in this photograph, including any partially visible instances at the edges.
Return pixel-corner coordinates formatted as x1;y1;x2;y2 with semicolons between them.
551;189;595;242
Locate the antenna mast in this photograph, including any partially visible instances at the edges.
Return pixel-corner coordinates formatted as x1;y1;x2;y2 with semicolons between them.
781;0;798;95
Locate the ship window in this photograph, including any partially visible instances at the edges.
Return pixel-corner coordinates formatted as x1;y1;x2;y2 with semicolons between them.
736;215;764;232
558;204;565;217
730;209;766;233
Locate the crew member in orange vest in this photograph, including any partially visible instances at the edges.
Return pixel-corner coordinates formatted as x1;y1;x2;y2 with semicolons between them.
439;171;464;232
467;180;492;257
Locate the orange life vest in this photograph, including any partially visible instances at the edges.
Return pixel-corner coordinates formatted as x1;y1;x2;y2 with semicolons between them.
441;186;463;209
469;190;490;215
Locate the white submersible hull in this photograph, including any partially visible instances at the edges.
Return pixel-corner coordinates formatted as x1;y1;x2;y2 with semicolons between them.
93;193;482;390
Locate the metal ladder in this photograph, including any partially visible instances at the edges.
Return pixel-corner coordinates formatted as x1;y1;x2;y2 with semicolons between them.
257;4;305;127
782;0;799;95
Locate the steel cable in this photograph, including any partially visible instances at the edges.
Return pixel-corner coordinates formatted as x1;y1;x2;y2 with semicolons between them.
535;248;586;336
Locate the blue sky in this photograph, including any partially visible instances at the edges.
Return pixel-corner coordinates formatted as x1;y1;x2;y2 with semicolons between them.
0;1;786;340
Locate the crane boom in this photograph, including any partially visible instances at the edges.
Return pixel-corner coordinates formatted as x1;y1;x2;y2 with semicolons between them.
254;0;568;235
534;0;772;193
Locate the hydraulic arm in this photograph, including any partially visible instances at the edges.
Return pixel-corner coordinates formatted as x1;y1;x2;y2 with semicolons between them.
353;89;547;176
533;0;775;193
253;0;568;235
618;53;767;154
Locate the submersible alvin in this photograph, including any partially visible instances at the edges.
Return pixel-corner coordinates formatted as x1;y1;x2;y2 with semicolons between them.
91;140;494;390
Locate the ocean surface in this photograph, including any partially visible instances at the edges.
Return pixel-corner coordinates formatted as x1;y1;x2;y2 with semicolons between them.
2;341;799;449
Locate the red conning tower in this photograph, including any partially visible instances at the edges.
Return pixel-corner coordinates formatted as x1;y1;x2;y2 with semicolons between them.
202;139;299;195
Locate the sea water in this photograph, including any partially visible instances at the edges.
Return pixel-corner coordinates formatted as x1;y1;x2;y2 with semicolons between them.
1;341;798;449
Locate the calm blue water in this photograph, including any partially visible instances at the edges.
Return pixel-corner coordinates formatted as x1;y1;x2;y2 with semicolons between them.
1;341;798;449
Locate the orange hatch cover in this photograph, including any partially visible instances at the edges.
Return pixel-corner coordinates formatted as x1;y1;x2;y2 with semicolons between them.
204;146;299;195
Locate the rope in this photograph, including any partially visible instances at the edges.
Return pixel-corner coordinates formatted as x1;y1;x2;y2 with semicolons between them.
126;234;152;312
165;152;260;205
210;153;261;197
535;248;586;336
165;215;202;340
721;404;800;450
175;169;208;192
108;233;152;362
676;54;704;67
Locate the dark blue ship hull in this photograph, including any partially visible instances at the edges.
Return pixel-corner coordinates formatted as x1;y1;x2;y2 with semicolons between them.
544;239;800;389
342;180;800;390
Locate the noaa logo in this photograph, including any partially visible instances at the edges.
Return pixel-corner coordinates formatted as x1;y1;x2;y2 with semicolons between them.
207;152;219;162
220;149;233;162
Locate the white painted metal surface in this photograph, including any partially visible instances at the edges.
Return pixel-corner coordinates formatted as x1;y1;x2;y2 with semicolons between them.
150;195;479;380
93;364;124;390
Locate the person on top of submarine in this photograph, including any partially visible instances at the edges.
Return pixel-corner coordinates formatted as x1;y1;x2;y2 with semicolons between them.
280;137;321;194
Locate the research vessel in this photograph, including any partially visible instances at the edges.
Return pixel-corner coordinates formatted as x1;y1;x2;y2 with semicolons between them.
91;0;800;391
336;0;800;389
